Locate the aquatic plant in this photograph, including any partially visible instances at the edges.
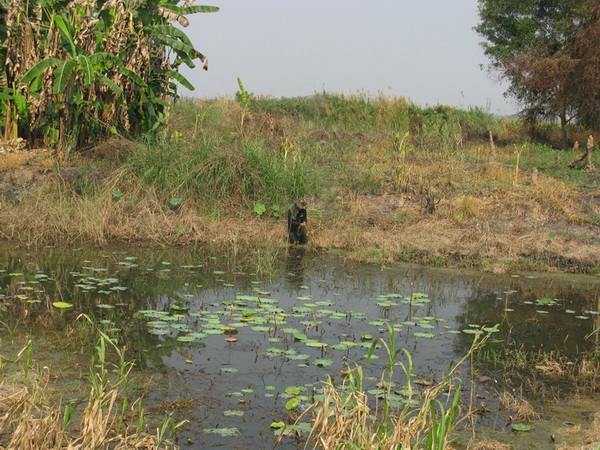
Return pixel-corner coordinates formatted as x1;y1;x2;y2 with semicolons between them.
301;323;499;449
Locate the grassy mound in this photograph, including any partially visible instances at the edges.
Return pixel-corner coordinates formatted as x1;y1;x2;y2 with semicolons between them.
0;93;598;273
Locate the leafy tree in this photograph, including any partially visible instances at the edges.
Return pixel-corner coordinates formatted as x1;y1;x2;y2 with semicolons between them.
1;0;218;154
475;0;598;148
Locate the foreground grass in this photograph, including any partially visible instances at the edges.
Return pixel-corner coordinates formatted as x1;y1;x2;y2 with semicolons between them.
298;323;600;449
0;321;181;449
0;93;598;273
297;324;496;449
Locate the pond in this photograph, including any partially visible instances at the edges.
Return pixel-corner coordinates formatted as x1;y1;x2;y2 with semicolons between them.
1;245;598;448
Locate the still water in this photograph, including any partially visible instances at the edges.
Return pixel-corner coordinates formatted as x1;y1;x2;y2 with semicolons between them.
1;245;598;448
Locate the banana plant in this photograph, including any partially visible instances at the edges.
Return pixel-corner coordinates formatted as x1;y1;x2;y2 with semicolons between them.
4;0;218;151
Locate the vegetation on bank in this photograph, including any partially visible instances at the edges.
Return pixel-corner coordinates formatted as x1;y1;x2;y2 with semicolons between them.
0;93;598;272
475;1;600;148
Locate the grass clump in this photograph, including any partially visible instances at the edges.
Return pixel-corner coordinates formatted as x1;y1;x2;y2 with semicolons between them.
124;138;317;210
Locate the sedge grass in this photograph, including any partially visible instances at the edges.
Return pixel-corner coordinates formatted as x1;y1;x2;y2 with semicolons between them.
123;137;318;208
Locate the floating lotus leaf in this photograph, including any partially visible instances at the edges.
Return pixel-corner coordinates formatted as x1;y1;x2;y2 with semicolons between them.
511;423;531;432
413;332;435;339
312;358;333;367
52;302;73;309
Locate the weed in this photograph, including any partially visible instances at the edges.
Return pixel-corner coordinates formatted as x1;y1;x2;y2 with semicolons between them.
452;195;483;223
1;93;598;272
235;77;253;134
498;390;540;421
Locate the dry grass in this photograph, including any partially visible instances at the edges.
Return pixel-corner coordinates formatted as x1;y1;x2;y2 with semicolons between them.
472;440;513;450
0;376;67;449
300;327;498;449
1;97;598;274
450;195;486;224
584;413;600;445
307;383;376;449
0;350;174;449
1;167;598;274
0;153;32;171
498;390;541;421
556;415;600;449
304;377;460;450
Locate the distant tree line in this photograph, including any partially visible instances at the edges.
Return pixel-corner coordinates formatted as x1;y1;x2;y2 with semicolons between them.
0;0;217;155
476;0;599;148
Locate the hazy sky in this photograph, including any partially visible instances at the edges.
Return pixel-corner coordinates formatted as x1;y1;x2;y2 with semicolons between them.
178;0;517;115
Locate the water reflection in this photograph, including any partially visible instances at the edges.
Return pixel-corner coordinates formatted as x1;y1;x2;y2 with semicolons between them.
284;246;307;289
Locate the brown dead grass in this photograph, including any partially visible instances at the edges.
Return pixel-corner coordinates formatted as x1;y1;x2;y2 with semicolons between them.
584;413;600;445
2;173;598;274
556;413;600;449
1;140;599;275
498;391;541;421
0;362;170;449
472;440;513;450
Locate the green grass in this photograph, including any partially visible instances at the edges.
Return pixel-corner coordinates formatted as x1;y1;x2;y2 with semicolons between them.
503;142;600;188
123;137;319;209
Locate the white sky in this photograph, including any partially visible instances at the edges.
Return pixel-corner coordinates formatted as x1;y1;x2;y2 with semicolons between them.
177;0;517;116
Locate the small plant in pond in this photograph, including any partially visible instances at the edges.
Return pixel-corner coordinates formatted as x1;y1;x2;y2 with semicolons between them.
511;423;531;432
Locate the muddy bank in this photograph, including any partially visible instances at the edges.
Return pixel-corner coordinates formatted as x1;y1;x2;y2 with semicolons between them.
0;162;599;275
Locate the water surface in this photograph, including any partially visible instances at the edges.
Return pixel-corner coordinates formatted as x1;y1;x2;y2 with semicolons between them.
1;245;598;448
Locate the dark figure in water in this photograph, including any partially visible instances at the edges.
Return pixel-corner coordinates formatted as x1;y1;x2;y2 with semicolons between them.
288;202;308;244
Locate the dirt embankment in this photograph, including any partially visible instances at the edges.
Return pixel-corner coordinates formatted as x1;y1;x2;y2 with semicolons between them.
0;156;598;276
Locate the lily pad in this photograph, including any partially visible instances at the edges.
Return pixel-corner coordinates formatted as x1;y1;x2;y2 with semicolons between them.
312;358;334;367
413;332;435;339
285;398;300;410
511;423;531;432
52;302;73;309
203;427;240;437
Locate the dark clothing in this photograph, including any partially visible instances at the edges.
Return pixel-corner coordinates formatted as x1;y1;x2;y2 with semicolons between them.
287;204;307;244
